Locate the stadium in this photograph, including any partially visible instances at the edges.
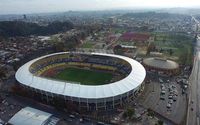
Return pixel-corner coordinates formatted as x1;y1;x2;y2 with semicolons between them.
142;57;179;75
15;52;146;110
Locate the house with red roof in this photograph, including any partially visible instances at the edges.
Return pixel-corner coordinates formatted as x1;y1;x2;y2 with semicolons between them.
120;32;151;44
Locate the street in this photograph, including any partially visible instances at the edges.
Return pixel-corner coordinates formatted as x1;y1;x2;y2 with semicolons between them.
187;51;200;125
186;16;200;125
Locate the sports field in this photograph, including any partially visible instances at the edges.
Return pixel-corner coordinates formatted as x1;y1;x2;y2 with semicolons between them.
54;67;113;85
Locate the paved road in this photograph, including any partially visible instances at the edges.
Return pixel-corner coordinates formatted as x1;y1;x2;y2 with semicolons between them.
187;51;200;125
186;16;200;125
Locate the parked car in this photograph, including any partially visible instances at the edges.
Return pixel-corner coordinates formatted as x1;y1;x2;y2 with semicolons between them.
69;115;75;118
160;96;165;100
168;95;173;99
159;78;164;83
161;90;166;95
173;95;177;101
182;89;185;94
167;103;172;108
168;99;173;104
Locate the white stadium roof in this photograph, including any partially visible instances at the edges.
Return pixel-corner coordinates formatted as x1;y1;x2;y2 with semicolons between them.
15;52;146;99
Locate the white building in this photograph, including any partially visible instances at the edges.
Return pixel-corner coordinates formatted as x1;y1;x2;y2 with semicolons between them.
8;107;59;125
15;52;146;110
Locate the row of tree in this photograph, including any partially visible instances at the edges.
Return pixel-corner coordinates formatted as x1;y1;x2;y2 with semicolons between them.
54;25;100;51
0;21;73;37
122;12;190;20
0;67;6;79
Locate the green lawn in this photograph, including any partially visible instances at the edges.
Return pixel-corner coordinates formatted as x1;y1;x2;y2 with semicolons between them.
153;33;193;65
81;42;94;48
53;67;113;85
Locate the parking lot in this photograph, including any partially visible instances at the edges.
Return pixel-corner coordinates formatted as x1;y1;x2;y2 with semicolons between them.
0;93;23;122
139;71;189;125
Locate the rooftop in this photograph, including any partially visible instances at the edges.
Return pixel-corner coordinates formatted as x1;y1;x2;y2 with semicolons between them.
8;107;59;125
143;57;179;70
120;32;150;41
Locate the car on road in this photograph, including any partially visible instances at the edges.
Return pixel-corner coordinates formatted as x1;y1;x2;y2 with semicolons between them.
69;114;75;118
168;87;172;92
161;86;165;90
171;85;176;89
83;117;91;122
145;80;150;84
176;78;182;84
183;85;188;89
173;95;177;101
159;78;164;83
160;95;165;100
136;114;142;121
167;108;172;112
79;118;83;122
168;95;173;99
161;90;166;95
167;103;172;108
173;90;178;96
97;121;105;125
168;99;173;104
64;118;72;122
169;90;173;94
182;89;185;94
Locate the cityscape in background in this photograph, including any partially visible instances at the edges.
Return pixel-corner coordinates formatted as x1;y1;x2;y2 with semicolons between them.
0;1;200;125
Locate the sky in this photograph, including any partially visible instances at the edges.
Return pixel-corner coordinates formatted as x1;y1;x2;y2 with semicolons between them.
0;0;200;14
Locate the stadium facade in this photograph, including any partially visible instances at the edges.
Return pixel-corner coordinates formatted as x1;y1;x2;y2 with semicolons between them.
15;52;146;110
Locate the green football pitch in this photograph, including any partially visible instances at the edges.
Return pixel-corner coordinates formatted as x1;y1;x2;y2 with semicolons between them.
53;67;113;85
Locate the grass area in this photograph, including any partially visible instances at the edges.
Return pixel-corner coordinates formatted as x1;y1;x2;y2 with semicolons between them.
111;28;126;34
53;67;113;85
152;32;194;65
81;42;94;48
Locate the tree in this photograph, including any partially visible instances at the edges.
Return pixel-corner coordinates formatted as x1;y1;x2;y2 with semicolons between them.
0;21;73;37
146;42;156;55
154;35;157;41
179;49;187;65
0;68;6;79
158;120;164;125
63;37;79;51
162;38;166;43
169;49;173;56
127;108;135;118
123;107;135;119
54;42;65;52
113;45;124;55
53;97;65;110
147;108;154;117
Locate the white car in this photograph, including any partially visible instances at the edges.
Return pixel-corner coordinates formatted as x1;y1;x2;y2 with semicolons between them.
161;90;166;95
168;95;173;99
168;99;173;104
69;115;75;118
167;103;172;108
173;95;177;101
